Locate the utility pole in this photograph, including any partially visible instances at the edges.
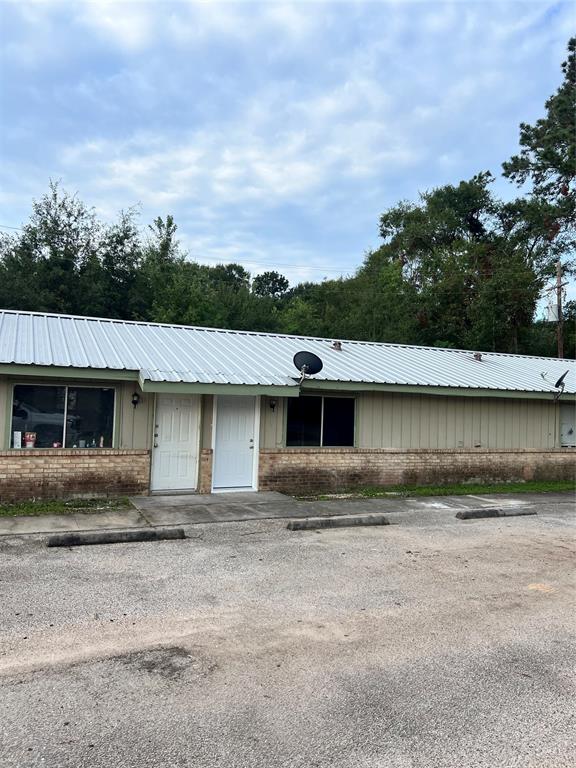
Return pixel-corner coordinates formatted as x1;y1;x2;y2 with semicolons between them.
556;259;564;359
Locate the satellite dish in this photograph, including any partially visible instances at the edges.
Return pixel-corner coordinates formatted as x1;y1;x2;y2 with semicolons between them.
554;370;569;390
293;351;323;380
553;369;569;400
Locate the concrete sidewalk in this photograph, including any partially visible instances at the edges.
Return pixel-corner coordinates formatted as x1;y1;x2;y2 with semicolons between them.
0;490;573;537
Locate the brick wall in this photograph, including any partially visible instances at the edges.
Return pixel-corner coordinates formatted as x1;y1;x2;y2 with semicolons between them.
258;448;576;494
0;449;150;502
198;448;213;493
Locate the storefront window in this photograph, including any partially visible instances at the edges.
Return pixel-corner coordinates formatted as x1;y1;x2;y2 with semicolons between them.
12;386;65;448
11;385;115;449
65;387;114;448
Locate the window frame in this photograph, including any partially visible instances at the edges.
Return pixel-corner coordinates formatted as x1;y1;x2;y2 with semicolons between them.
9;382;117;450
285;394;356;448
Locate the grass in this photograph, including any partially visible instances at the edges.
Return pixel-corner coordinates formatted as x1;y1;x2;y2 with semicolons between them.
302;479;575;501
0;497;134;517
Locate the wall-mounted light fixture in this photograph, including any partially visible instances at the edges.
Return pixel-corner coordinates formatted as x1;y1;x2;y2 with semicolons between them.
269;399;277;412
131;392;141;408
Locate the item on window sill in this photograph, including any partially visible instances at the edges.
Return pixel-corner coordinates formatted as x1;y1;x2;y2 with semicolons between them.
79;439;86;448
99;435;104;448
24;431;37;449
13;431;22;449
52;441;62;448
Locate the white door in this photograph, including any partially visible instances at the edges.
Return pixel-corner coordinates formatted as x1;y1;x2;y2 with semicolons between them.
151;394;201;491
560;403;575;447
212;395;259;491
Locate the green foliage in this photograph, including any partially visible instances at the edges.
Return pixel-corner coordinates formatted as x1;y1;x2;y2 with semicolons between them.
0;497;132;517
503;37;576;272
366;173;550;352
503;37;575;199
354;480;576;498
252;270;289;299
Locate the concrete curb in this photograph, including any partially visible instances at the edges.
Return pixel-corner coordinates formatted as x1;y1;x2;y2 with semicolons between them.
456;508;537;520
46;527;186;547
287;514;390;531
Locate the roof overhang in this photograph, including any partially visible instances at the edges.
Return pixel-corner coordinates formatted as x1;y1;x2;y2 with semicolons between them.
0;364;301;396
1;364;573;400
0;364;138;381
300;378;575;400
138;377;300;396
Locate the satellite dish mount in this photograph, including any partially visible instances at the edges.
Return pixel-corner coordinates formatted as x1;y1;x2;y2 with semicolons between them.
293;351;323;384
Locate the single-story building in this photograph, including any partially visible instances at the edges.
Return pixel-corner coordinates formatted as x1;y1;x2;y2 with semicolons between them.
0;309;574;501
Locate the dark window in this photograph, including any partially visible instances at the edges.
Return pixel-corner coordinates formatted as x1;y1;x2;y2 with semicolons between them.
286;397;322;446
11;385;115;449
65;388;115;448
12;385;65;448
322;397;355;446
286;396;355;447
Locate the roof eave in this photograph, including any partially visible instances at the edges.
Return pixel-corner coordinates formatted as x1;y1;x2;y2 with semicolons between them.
300;379;573;400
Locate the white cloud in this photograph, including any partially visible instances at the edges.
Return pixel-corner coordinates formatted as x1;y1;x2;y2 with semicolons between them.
59;67;422;212
74;0;155;50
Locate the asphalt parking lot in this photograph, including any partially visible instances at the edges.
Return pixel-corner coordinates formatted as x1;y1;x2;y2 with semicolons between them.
0;496;574;767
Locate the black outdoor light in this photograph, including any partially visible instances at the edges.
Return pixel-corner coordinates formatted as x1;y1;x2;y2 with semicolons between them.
269;399;277;412
131;392;141;408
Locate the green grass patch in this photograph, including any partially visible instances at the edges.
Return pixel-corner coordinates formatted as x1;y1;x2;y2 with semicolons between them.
301;479;575;501
0;497;134;517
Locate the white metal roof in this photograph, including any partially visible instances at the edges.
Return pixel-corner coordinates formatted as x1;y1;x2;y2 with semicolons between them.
0;310;574;395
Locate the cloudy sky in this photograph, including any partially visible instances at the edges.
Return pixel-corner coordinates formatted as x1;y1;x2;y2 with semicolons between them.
0;0;573;286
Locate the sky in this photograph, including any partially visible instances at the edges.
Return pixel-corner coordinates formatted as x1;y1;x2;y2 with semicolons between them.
0;0;573;293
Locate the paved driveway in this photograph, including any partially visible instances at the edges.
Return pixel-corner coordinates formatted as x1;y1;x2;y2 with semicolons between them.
0;496;574;767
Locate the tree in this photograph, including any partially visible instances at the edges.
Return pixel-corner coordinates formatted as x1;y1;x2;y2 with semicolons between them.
503;37;575;261
96;208;143;319
211;263;251;291
371;174;549;352
503;37;575;201
0;181;102;315
252;271;289;299
138;215;183;319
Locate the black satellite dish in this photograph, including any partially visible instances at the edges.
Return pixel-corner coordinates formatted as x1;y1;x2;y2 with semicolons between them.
554;370;569;390
553;369;569;400
293;351;323;379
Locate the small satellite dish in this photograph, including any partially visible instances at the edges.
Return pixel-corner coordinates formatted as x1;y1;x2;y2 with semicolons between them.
553;369;569;400
554;370;569;390
293;351;323;382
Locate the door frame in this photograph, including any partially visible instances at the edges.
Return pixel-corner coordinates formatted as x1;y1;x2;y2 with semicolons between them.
211;394;261;493
150;393;201;493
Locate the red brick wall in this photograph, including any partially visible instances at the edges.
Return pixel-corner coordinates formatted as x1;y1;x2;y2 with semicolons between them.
258;448;576;494
0;449;150;502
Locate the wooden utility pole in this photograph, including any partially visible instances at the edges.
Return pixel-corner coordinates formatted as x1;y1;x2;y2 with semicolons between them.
556;259;564;359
